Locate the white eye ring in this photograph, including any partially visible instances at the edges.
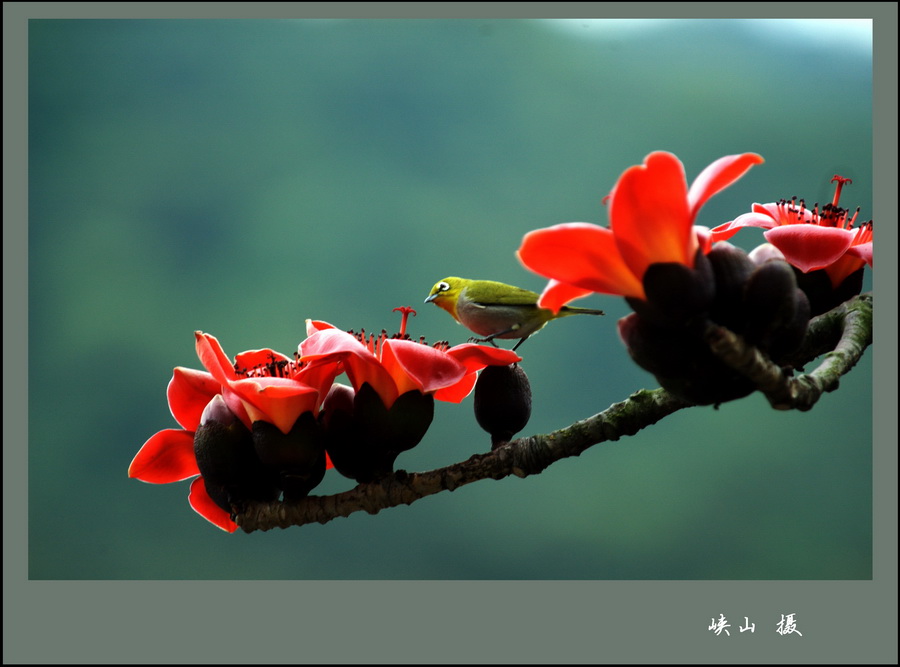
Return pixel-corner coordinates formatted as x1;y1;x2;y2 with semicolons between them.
438;281;450;292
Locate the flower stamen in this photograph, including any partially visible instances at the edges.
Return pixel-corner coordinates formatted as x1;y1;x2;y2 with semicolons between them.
393;306;417;336
773;176;868;233
235;351;301;379
830;175;852;208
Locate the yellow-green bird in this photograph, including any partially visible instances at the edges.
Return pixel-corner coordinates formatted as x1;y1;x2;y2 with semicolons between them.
425;277;605;351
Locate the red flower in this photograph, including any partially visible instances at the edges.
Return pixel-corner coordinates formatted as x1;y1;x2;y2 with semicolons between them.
129;332;342;532
301;318;521;407
195;332;339;434
302;313;522;483
710;176;873;288
129;385;236;532
517;151;764;310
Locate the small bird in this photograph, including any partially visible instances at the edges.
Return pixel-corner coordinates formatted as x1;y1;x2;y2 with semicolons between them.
425;277;604;351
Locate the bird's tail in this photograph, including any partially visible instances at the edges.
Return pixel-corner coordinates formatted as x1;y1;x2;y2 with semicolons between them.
558;306;605;317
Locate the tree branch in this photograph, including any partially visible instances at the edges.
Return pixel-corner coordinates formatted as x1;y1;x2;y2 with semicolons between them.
235;293;873;533
705;292;873;410
236;389;690;532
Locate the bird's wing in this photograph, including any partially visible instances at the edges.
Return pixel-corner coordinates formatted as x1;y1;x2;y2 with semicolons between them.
471;284;541;307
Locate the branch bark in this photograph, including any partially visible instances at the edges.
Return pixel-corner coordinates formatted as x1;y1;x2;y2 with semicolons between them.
235;293;873;533
705;292;873;410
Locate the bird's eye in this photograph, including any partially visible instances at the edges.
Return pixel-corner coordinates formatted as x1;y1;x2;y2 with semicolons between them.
438;281;450;292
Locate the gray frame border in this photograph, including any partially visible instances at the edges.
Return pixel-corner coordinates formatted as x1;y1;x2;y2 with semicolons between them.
5;3;896;664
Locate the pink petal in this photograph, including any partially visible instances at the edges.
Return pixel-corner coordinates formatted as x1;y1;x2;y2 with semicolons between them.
764;225;856;273
756;201;818;225
709;211;778;243
128;429;199;483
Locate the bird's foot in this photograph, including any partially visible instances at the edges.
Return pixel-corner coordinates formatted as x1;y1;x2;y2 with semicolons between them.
467;335;500;347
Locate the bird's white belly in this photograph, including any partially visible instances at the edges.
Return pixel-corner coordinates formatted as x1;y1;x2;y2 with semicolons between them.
456;302;544;339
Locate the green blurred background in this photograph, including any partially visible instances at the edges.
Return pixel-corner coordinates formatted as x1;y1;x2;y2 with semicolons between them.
29;18;872;580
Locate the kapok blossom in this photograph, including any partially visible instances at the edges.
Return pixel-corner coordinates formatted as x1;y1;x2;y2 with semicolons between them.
710;175;873;288
301;309;522;483
129;332;342;532
517;151;764;311
301;309;522;408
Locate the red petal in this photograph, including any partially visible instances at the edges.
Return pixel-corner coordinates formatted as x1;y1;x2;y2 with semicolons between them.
848;241;873;266
301;329;398;406
305;319;337;337
432;371;478;403
444;343;521;370
687;153;764;219
300;327;367;359
709;211;778;243
293;359;344;410
230;376;321;434
752;201;813;224
764;225;856;273
188;477;238;533
220;387;254;431
824;255;868;288
518;223;644;298
610;151;694;275
128;429;199;483
537;280;597;314
433;344;521;402
381;339;466;395
167;367;220;431
194;332;237;385
695;226;714;254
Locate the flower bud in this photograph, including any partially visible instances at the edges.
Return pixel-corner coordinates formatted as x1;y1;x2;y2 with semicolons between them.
706;242;756;331
748;242;786;266
618;313;754;405
252;411;327;501
766;287;811;365
474;363;532;448
793;266;865;317
321;382;435;484
193;395;279;513
742;259;807;354
629;248;716;327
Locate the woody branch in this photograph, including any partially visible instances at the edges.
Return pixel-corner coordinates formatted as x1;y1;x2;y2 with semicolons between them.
235;293;873;533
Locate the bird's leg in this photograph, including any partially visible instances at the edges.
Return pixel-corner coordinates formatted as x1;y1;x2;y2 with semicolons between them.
511;335;530;352
467;335;500;347
469;324;521;348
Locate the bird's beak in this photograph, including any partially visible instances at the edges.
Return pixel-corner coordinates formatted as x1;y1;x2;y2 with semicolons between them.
424;293;437;303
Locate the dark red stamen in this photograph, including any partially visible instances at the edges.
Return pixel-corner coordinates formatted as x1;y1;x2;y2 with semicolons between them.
776;175;865;231
234;351;301;379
